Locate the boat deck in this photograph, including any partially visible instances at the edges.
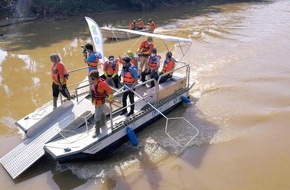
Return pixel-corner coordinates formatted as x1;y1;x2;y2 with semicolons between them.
44;75;187;158
0;72;187;179
43;86;149;158
0;98;95;179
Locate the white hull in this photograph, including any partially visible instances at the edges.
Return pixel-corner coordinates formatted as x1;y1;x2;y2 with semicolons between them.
44;88;189;162
0;18;194;179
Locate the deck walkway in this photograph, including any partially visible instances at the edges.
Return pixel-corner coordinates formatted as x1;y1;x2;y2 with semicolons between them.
0;98;95;179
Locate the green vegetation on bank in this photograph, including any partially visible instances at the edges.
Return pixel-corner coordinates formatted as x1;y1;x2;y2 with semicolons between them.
31;0;204;16
0;0;266;19
0;0;203;19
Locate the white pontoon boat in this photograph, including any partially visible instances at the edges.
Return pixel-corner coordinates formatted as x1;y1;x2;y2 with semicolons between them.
0;17;199;180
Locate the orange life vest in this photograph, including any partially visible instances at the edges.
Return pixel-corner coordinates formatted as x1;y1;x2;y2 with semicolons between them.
140;41;151;53
104;60;117;75
91;78;107;105
148;55;161;70
137;21;145;29
139;41;154;57
51;62;68;85
122;66;135;85
162;58;175;73
129;21;136;30
87;52;100;68
149;21;156;30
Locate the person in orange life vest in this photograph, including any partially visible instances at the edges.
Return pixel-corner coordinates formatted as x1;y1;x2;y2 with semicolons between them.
126;50;138;73
141;48;160;88
137;36;154;77
90;70;114;138
50;53;71;110
147;18;156;30
137;18;145;30
120;56;138;117
101;55;119;88
156;51;176;84
129;20;136;30
83;43;102;89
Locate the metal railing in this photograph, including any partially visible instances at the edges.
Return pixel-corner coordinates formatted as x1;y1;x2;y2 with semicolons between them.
57;62;192;135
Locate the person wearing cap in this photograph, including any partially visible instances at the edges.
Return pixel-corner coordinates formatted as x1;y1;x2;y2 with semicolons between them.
157;51;176;84
137;18;145;30
83;43;103;90
137;36;154;77
89;70;114;138
102;55;119;88
141;48;160;88
126;50;138;72
147;19;156;30
129;20;136;30
50;53;71;110
120;56;138;117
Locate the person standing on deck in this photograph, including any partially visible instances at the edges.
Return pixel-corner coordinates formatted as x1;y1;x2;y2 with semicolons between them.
50;53;71;110
83;43;102;91
90;70;114;138
126;50;138;73
137;36;154;77
141;48;160;88
101;55;119;88
120;57;138;117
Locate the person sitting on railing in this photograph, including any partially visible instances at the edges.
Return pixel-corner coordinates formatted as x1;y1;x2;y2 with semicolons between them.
50;53;71;110
90;70;114;138
141;48;160;88
156;51;176;84
101;55;119;88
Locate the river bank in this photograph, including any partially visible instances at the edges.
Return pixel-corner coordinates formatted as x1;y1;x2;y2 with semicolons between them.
0;0;261;27
0;17;36;27
0;0;203;21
